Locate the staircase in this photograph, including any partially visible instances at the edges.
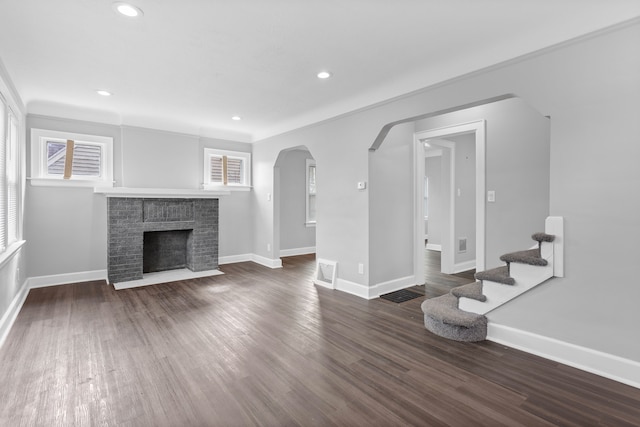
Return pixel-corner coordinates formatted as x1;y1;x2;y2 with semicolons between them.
421;216;563;342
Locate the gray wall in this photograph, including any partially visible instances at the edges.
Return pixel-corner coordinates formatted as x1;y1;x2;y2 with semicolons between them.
24;117;254;278
451;133;476;265
276;148;316;252
369;122;415;285
425;154;443;246
415;98;550;270
252;22;639;361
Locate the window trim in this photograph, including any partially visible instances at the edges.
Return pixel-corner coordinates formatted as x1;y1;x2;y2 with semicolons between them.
29;128;114;188
305;158;316;226
203;148;251;191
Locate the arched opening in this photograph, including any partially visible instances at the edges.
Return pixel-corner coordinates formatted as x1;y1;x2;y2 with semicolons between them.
273;146;316;260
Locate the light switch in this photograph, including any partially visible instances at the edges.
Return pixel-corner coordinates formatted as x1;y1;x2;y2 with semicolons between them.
357;181;367;190
267;193;271;201
487;190;496;202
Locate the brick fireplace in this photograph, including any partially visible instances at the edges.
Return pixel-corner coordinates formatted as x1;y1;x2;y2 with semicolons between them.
107;197;219;286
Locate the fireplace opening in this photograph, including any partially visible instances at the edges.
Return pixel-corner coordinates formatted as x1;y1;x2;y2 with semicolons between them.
143;230;193;274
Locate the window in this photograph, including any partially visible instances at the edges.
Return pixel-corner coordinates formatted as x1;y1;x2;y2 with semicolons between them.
30;128;113;187
203;148;251;190
306;159;316;225
0;93;19;253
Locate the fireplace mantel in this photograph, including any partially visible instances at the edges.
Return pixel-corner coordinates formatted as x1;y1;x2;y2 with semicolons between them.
95;187;230;198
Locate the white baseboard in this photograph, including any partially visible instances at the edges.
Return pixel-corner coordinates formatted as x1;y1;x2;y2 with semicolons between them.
370;275;416;299
452;260;476;274
280;246;316;257
218;254;253;265
426;243;442;251
27;270;107;289
251;254;283;269
335;278;370;299
0;279;29;349
487;323;640;389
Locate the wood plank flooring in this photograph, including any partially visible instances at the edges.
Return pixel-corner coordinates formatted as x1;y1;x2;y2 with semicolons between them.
1;255;639;426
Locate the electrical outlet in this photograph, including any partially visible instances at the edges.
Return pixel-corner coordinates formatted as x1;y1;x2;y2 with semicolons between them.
267;243;271;252
358;263;364;274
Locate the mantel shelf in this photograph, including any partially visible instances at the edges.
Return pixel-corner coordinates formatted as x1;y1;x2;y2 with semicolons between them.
94;187;230;198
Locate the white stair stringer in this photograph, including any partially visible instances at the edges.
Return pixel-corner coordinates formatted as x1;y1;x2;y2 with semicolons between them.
459;218;561;315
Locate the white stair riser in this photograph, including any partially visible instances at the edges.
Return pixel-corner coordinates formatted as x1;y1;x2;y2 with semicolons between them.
458;217;563;317
509;263;553;286
459;296;491;314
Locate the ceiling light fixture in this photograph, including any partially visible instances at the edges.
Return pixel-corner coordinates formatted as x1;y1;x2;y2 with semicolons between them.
231;116;242;121
96;90;112;96
113;2;144;17
317;71;332;79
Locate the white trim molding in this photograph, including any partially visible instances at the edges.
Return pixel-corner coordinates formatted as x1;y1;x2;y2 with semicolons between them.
0;279;29;349
218;254;254;265
452;260;476;274
335;278;370;299
251;254;283;269
425;243;442;252
27;269;107;289
280;246;316;257
370;275;417;299
487;323;640;390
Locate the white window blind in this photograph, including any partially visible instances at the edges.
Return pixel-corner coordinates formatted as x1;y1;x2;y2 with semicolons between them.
7;113;17;244
226;157;243;184
210;155;223;183
0;99;6;251
203;148;251;190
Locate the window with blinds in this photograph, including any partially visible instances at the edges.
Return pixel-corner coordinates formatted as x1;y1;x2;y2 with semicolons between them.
204;148;251;189
0;94;19;253
30;128;113;187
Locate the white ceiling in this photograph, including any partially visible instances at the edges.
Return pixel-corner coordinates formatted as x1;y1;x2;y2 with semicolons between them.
1;1;639;142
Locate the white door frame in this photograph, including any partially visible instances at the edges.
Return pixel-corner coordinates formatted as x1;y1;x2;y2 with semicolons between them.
414;120;486;281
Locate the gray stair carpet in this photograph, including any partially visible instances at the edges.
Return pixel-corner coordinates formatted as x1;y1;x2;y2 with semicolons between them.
421;294;487;342
531;232;555;243
475;266;515;285
500;248;547;266
451;282;486;302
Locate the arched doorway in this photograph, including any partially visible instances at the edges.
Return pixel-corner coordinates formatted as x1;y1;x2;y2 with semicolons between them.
274;146;316;259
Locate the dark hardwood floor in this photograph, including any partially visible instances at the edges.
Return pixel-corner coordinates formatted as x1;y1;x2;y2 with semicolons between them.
1;255;639;426
420;249;475;298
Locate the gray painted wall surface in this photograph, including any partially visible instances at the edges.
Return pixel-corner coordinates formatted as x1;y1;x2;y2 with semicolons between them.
24;117;253;278
415;98;550;270
25;116;120;278
451;133;476;265
277;149;316;251
425;155;442;246
251;23;639;360
488;23;640;361
369;123;414;285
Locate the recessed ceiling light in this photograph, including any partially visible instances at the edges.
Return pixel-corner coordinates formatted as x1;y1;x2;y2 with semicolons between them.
317;71;332;79
231;116;242;121
113;2;144;17
96;90;112;96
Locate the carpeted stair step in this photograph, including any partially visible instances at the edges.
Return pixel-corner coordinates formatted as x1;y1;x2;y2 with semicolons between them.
500;248;547;266
475;266;515;285
531;232;555;243
421;294;487;342
451;282;486;302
